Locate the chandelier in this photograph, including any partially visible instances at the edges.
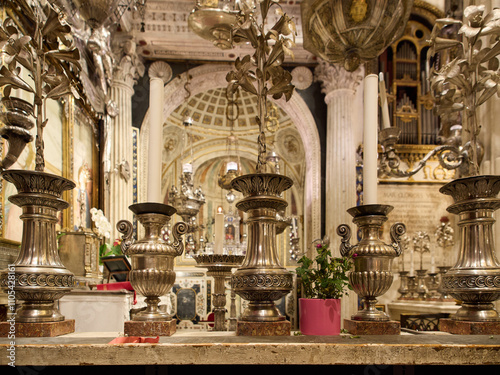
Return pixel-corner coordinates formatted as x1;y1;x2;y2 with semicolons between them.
61;0;148;33
168;76;206;254
301;0;414;71
187;0;242;50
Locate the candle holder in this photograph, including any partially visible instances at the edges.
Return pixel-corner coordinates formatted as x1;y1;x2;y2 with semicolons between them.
426;272;440;298
397;271;410;299
415;269;429;300
337;204;406;321
193;254;245;331
439;175;500;322
378;127;465;179
117;203;187;335
230;173;294;334
407;276;417;299
0;170;75;327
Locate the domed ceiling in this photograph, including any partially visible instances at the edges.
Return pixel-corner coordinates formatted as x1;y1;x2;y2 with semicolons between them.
167;87;293;132
161;86;306;215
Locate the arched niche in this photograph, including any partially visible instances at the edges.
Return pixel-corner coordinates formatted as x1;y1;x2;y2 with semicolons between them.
139;63;321;263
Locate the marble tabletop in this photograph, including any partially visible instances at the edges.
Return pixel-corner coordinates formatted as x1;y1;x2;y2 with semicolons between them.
1;330;499;367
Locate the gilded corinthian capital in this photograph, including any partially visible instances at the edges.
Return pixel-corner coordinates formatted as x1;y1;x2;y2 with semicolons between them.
314;61;364;99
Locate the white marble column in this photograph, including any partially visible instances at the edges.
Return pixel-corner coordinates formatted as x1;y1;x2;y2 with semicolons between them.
106;38;145;239
315;61;364;324
147;62;172;203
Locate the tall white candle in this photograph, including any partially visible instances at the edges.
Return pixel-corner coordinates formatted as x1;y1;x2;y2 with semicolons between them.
147;62;171;203
214;206;224;254
363;74;379;205
378;73;391;129
147;77;163;202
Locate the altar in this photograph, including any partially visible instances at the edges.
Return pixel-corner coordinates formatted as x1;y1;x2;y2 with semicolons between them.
1;330;499;368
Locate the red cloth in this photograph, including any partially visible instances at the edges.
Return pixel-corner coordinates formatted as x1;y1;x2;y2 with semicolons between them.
108;336;159;344
96;281;136;304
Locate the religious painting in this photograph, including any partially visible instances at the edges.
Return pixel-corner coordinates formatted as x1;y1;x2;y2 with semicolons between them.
225;224;235;241
64;99;100;231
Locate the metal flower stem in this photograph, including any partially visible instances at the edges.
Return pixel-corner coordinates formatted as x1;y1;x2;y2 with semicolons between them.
255;16;267;172
465;37;480;177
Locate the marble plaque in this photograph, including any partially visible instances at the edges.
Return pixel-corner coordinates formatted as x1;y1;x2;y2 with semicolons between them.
378;183;457;272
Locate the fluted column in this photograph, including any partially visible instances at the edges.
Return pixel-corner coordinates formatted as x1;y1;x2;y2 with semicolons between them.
107;38;145;239
147;62;172;203
314;61;364;324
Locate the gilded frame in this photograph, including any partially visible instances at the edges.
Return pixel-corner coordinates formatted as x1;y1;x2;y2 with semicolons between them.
62;97;100;231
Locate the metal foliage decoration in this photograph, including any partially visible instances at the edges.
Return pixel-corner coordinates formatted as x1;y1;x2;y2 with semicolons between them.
225;0;296;172
0;0;81;171
428;5;500;177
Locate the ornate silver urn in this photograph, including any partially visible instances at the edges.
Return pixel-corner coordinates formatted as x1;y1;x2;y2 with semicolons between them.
0;170;75;322
117;203;187;321
337;204;406;321
230;173;294;322
439;175;500;321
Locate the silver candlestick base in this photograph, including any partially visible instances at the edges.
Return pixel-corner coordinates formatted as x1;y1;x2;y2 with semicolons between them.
398;271;410;299
193;254;244;331
439;175;500;321
0;170;75;323
230;173;294;322
415;269;429;300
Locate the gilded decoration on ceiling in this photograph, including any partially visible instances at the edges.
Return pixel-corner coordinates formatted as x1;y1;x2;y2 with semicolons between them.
350;0;368;23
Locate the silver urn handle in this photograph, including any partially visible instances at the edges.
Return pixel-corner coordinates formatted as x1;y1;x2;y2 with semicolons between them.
116;219;134;256
336;224;353;257
390;222;406;256
171;221;189;256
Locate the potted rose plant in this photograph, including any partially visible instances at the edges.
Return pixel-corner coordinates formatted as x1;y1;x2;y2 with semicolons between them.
296;236;353;335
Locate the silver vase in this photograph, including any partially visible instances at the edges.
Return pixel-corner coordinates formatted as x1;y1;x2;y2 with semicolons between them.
0;170;75;322
337;204;406;321
117;203;188;321
230;173;294;322
439;175;500;321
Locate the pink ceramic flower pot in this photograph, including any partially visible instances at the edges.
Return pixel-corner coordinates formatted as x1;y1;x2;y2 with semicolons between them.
299;298;341;335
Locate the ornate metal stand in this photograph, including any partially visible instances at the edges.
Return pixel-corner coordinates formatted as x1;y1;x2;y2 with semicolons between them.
169;170;205;255
407;276;417;299
398;271;410;299
426;272;440;298
439;175;500;321
117;203;187;322
229;286;237;331
230;173;294;323
415;269;429;300
0;170;75;322
337;204;406;321
193;254;244;331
